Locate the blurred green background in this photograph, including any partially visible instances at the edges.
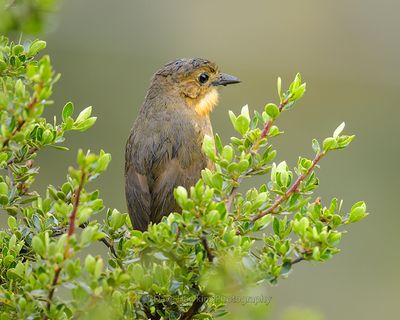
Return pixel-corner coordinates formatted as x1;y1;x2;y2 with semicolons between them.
6;0;400;319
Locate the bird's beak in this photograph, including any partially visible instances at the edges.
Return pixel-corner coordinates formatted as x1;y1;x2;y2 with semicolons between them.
212;73;241;86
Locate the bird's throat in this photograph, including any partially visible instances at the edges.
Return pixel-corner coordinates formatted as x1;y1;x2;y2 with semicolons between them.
194;88;219;116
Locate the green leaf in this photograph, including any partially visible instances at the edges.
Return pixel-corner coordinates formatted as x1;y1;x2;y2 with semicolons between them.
333;122;345;138
228;110;237;128
62;102;74;121
238;159;250;172
206;210;220;225
281;261;292;275
277;76;282;101
50;145;69;151
215;134;223;153
0;182;8;195
348;201;368;223
312;139;320;153
202;134;216;161
265;103;279;119
76;106;92;123
289;73;301;93
73;117;97;132
312;247;320;260
291;83;306;101
323;137;336;151
84;255;96;274
221;145;234;162
28;40;47;57
174;186;188;208
234;115;250;135
12;44;24;56
0;194;8;205
32;236;46;257
337;135;355;148
7;216;17;229
240;104;250;121
110;210;126;230
272;217;280;235
254;214;273;231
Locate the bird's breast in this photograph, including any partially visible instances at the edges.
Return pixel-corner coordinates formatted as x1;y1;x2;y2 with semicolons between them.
194;88;219;117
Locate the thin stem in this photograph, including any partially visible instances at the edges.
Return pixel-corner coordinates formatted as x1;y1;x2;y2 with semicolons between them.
45;170;86;316
291;256;304;265
67;172;86;237
179;235;214;319
251;96;290;152
2;96;38;148
251;151;325;223
98;237;125;271
200;235;214;262
6;146;38;166
181;292;208;320
99;237;117;258
225;182;238;212
225;97;291;212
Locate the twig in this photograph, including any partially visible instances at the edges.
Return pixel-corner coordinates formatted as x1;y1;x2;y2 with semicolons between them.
179;235;214;319
251;151;325;223
291;256;304;265
225;183;238;213
2;96;38;148
6;146;38;166
99;237;117;258
45;170;86;317
66;172;86;237
181;292;208;320
251;96;290;152
225;97;291;212
200;235;214;262
98;237;126;271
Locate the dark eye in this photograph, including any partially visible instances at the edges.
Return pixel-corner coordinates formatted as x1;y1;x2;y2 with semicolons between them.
198;73;209;84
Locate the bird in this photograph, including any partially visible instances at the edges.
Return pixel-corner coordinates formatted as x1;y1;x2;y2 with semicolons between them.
125;58;240;231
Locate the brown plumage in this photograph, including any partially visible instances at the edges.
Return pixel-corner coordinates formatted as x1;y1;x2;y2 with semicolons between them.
125;58;240;231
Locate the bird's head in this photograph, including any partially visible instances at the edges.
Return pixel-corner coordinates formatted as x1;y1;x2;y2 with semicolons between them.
153;58;240;116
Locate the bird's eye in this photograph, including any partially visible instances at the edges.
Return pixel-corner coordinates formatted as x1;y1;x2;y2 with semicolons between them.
198;73;209;84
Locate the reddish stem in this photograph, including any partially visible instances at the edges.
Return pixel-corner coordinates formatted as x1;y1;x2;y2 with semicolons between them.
253;97;290;151
45;170;86;316
67;172;86;237
227;97;291;212
2;96;38;147
251;151;325;222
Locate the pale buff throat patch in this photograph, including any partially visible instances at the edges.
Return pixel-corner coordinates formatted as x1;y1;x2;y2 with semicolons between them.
194;89;219;116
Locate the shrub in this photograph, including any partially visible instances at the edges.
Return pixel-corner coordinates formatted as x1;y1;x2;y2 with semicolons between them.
0;36;367;319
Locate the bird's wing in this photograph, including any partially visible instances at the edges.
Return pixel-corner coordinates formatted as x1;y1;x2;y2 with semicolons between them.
149;155;204;224
125;115;207;231
125;162;152;231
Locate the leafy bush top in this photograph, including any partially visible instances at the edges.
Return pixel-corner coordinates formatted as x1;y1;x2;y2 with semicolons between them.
0;36;367;319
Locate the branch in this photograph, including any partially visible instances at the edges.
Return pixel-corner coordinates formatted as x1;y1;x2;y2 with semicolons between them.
6;146;38;166
67;172;86;237
99;237;118;258
251;151;325;223
45;170;86;316
2;96;38;148
181;292;208;320
200;235;214;262
225;186;237;212
251;96;290;152
291;256;304;265
178;236;213;319
225;97;290;212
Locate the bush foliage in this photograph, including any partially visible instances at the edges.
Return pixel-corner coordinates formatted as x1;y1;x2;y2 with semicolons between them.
0;35;367;319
